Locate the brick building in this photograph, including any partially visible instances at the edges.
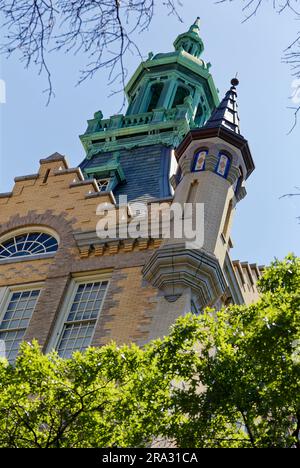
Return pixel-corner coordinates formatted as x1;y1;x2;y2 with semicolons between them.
0;19;263;362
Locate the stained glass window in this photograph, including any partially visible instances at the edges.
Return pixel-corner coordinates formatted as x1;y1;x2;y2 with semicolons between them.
215;153;230;178
192;150;208;172
0;289;40;362
0;232;58;261
56;281;108;358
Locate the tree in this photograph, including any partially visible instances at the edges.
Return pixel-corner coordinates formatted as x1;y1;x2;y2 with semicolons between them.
0;0;181;104
0;338;174;448
0;255;299;448
148;254;300;448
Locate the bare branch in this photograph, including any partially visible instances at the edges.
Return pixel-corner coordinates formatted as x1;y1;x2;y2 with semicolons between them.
0;0;182;104
215;0;300;131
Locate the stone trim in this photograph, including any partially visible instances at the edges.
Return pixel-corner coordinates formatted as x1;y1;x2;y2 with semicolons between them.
69;179;100;191
0;252;56;265
39;154;68;167
53;167;85;181
142;243;227;308
85;190;117;205
14;174;39;182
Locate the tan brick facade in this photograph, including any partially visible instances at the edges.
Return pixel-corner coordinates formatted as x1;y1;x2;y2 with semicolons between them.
0;154;163;354
0;150;261;359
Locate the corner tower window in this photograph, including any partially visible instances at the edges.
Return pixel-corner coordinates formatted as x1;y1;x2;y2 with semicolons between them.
215;153;231;178
147;82;164;112
172;86;190;108
0;231;59;261
192;150;208;172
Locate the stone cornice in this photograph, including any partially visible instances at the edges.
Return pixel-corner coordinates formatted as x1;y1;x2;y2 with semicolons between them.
73;230;162;258
14;174;39;183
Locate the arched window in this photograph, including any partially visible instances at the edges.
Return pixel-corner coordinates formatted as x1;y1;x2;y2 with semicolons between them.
172;86;190;108
194;102;206;127
0;231;59;261
192;149;208;172
215;152;231;178
146;82;164;112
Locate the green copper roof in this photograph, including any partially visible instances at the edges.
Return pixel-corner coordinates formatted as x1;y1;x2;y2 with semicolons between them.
173;17;204;57
80;18;220;157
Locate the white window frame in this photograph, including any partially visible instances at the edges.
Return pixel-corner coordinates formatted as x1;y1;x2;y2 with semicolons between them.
47;273;110;356
0;282;44;362
0;227;60;263
96;178;111;192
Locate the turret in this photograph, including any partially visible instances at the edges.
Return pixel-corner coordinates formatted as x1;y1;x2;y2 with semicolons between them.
142;79;255;312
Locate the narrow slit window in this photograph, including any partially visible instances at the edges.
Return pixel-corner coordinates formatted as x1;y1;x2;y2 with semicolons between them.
43;169;51;184
222;200;233;239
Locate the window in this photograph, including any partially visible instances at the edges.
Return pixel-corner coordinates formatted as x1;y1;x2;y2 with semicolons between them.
0;232;58;261
191;300;201;315
215;153;231;178
56;281;108;358
175;167;182;184
222;200;233;240
0;289;40;362
146;82;164;112
192;149;208;172
97;178;111;192
234;167;243;196
195;103;204;126
172;86;190;108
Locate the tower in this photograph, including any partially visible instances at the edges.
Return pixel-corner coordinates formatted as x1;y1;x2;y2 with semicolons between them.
79;18;219;203
0;19;260;364
142;78;255;318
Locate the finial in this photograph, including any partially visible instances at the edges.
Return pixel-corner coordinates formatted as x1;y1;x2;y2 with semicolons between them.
189;17;201;32
231;76;239;87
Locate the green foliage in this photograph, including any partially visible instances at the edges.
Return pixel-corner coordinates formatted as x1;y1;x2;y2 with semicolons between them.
0;341;169;448
148;254;300;448
0;255;299;448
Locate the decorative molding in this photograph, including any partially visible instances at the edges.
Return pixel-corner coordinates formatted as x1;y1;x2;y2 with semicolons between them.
142;243;227;308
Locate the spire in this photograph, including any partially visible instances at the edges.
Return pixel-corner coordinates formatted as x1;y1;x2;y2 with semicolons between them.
173;17;204;58
189;17;201;34
204;78;241;134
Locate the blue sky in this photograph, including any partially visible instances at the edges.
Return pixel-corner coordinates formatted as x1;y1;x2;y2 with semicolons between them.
0;0;299;266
